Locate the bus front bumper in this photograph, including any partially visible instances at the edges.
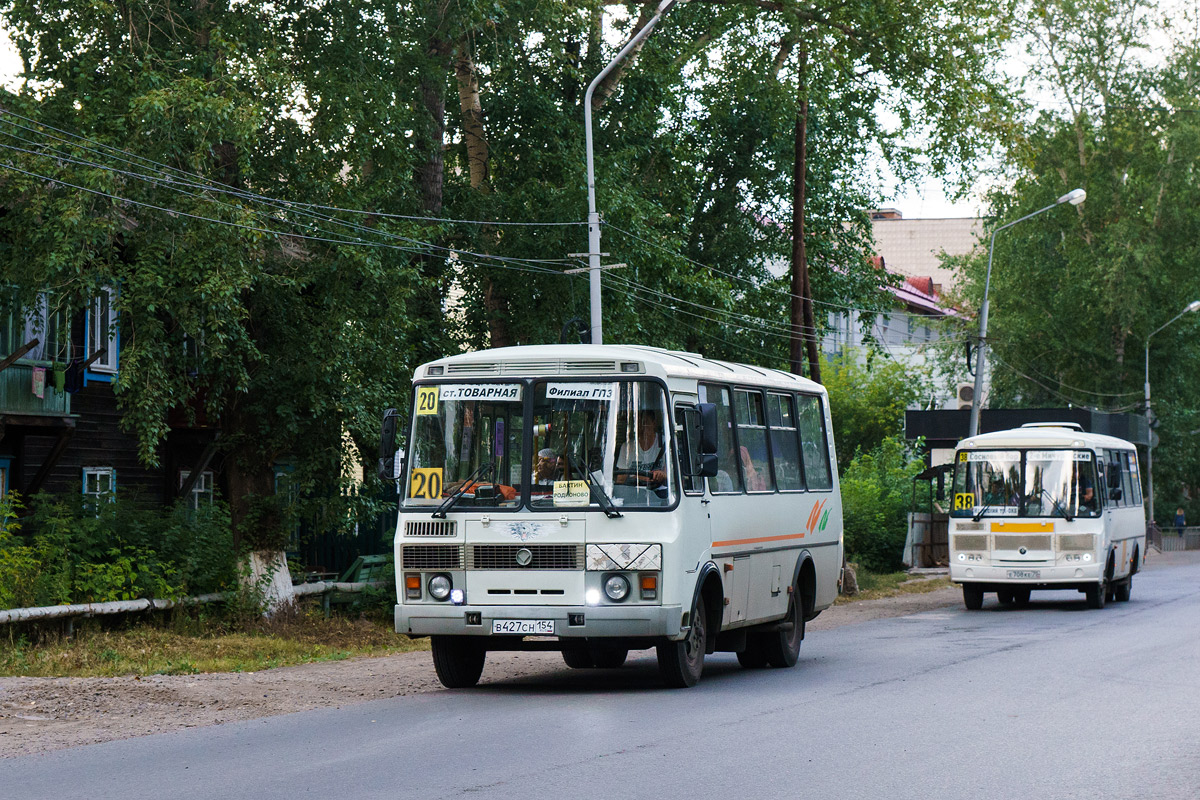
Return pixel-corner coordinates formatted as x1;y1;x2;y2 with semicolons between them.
950;563;1102;585
397;603;684;640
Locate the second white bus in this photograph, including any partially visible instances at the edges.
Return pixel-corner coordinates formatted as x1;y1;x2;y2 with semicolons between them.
379;344;845;688
949;423;1145;609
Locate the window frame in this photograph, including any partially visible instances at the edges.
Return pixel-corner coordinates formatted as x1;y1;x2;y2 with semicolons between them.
180;468;216;510
795;392;834;492
82;466;116;503
85;286;119;375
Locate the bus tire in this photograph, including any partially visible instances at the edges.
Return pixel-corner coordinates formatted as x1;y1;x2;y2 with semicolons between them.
1085;582;1106;609
658;598;706;688
591;648;628;668
1012;587;1031;606
1114;577;1132;602
431;636;486;688
562;647;594;669
963;584;984;610
763;592;805;668
737;639;769;669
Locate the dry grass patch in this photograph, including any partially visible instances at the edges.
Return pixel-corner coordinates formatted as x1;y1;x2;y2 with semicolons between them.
0;607;428;678
836;570;952;604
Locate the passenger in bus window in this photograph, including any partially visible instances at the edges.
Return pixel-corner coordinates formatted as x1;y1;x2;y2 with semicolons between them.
616;409;666;486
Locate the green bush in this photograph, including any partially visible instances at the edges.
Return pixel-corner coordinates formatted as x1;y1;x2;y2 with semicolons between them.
841;436;925;572
0;491;237;608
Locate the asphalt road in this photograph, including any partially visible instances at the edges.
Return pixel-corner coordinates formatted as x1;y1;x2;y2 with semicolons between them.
4;555;1198;800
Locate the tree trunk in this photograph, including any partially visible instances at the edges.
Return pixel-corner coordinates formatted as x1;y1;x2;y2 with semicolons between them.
790;50;821;383
455;47;490;193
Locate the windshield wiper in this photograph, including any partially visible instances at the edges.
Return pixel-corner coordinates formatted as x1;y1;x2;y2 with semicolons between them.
1040;488;1073;522
570;451;622;519
971;501;993;522
432;460;493;519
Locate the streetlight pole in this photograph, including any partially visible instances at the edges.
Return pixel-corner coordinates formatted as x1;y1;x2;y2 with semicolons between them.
583;0;680;346
968;188;1086;438
1143;299;1200;525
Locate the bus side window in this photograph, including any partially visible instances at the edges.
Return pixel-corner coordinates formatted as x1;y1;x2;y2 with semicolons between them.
796;393;833;491
1123;451;1140;506
699;383;743;494
675;404;703;495
734;388;773;493
767;392;803;491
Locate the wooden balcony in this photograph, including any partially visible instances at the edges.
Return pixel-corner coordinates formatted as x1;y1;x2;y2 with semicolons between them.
0;362;71;417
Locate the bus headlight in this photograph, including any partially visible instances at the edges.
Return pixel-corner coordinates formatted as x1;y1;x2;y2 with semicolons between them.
428;574;452;601
603;574;631;602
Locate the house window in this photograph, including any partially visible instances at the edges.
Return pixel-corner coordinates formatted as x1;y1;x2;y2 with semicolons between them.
86;287;119;373
1;292;68;363
0;457;10;500
180;469;215;509
82;467;116;506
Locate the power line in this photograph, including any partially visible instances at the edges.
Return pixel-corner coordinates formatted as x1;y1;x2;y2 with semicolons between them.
0;109;587;228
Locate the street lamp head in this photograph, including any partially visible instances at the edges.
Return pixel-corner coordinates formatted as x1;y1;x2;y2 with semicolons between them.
1056;188;1086;206
1187;300;1200;313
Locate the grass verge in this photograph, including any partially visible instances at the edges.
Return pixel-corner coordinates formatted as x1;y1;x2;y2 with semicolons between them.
835;568;953;604
0;606;428;678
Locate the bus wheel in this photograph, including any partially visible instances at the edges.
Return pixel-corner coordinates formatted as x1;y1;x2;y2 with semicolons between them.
763;593;804;668
997;589;1015;606
1114;577;1132;602
658;599;706;688
1085;582;1106;609
431;636;486;688
737;638;769;669
1012;587;1031;606
562;647;594;669
963;584;984;610
591;648;629;668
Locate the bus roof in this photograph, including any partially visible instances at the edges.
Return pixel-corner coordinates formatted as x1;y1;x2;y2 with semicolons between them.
957;425;1136;451
417;344;825;394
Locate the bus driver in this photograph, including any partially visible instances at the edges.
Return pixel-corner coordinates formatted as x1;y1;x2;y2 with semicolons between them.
615;409;666;487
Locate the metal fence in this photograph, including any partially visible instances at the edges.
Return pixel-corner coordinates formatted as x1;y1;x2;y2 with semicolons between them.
1149;525;1200;552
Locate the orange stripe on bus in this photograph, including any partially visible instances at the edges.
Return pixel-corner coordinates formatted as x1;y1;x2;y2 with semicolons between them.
989;522;1054;533
712;532;807;548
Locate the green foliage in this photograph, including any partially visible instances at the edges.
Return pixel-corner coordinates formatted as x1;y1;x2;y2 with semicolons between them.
823;355;932;470
0;492;236;608
840;436;925;572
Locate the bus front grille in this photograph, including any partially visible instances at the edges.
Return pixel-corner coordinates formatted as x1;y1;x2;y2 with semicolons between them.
469;544;584;570
1057;534;1096;551
401;545;464;570
405;520;458;537
954;534;989;551
993;534;1052;551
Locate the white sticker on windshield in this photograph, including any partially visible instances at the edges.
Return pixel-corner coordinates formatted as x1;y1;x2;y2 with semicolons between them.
1027;450;1093;461
968;451;1018;461
545;383;616;401
438;384;522;402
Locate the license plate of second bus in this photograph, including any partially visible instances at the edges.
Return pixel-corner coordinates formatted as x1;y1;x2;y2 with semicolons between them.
1007;570;1040;579
492;619;554;635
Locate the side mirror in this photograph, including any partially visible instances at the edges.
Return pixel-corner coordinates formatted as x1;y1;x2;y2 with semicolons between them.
1107;461;1122;490
698;403;718;456
698;453;718;479
377;408;401;482
1109;486;1123;502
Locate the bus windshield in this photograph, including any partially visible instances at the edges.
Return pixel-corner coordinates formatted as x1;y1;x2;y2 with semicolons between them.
530;380;674;509
406;383;525;508
952;451;1021;517
403;380;674;510
1024;450;1100;518
951;449;1100;518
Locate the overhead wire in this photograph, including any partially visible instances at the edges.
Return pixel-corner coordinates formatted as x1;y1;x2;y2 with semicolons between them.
0;109;586;228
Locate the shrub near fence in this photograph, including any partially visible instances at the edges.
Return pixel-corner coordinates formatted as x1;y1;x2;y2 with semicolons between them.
0;492;237;610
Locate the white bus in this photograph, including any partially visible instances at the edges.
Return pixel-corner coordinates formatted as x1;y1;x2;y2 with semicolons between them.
378;345;844;688
948;423;1145;610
